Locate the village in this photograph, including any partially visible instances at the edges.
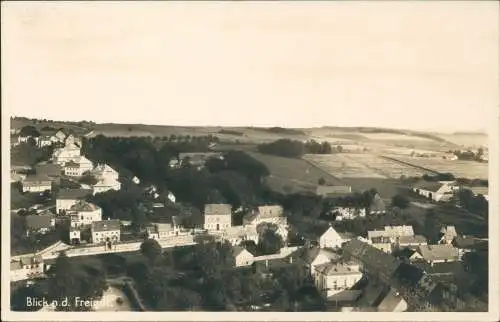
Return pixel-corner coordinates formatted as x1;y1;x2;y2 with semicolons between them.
9;123;489;312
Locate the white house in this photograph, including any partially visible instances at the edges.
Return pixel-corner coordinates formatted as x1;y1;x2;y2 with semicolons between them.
233;246;255;267
52;146;81;166
56;188;92;214
204;203;232;231
22;175;52;193
37;135;54;148
411;181;455;202
331;207;366;221
318;226;345;249
244;205;287;227
63;156;93;177
92;177;122;195
314;261;363;297
217;225;259;246
10;255;45;282
91;219;121;244
67;200;102;227
297;247;341;277
396;235;428;249
368;225;415;242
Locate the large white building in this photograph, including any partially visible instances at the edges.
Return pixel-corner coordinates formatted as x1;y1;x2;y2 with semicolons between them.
91;219;121;244
314;261;363;297
411;181;455;202
52;146;81;166
68;200;102;228
318;226;346;249
203;203;232;231
146;223;178;240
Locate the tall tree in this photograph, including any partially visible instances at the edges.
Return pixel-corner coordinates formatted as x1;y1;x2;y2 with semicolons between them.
140;239;163;264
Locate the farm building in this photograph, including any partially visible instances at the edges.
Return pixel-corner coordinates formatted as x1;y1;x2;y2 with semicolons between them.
411;181;455;202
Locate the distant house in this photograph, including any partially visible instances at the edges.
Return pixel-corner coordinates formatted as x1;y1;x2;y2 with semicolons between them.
52;146;81;166
439;226;458;244
331;207;366;221
316;185;352;198
25;214;55;236
22;175;52;193
132;176;140;184
37;135;54;148
411;181;455;202
56;188;92;214
218;225;259;246
367;225;415;244
203;203;232;231
167;191;176;204
10;255;45;282
369;193;386;215
415;244;460;265
233;246;255;267
67;200;102;228
91;220;121;244
396;235;428;249
243;205;287;227
314;261;363;298
318;226;345;249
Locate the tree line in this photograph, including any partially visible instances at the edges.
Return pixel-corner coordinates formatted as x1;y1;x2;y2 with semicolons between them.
257;139;342;158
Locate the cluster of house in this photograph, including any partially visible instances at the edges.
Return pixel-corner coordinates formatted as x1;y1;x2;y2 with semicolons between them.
200;203;289;246
16;131;122;196
411;180;489;202
11;128;69;148
316;185;387;221
169;152;224;170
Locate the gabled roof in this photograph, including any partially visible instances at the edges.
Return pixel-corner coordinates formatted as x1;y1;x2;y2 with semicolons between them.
204;203;232;216
233;245;253;258
397;235;428;244
25;214;55;230
23;174;52;183
35;163;62;176
294;246;340;265
342;239;402;275
412;181;445;192
91;219;121;232
417;244;460;262
64;161;80;168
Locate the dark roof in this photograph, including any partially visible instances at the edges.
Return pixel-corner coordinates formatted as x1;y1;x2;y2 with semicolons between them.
25;214;55;230
57;188;92;200
91;219;121;232
253;257;296;273
411;261;465;276
342;239;402;277
452;236;488;250
35;163;62;176
204;203;232;216
393;262;425;287
412;181;445;192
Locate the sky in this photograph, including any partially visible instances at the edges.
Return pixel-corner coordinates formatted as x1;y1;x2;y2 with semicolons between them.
2;1;498;133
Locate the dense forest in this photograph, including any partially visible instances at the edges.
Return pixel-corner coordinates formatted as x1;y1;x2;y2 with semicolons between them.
256;139;342;158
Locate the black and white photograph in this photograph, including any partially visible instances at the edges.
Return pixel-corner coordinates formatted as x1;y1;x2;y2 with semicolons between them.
1;1;498;320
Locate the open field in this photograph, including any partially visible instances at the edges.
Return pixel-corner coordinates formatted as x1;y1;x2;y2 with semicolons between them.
303;153;433;179
246;152;343;194
436;133;488;148
384;154;488;180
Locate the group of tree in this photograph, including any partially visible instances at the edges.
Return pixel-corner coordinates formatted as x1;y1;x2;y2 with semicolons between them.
19;125;41;137
257;139;343;158
450;148;486;162
456;188;488;219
